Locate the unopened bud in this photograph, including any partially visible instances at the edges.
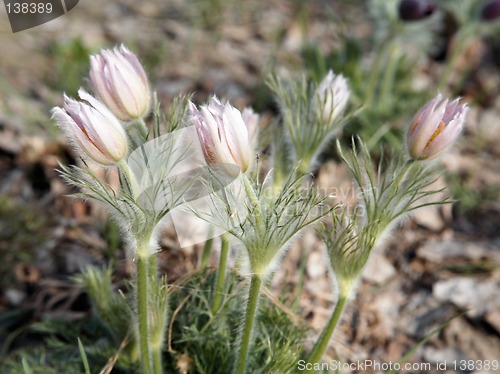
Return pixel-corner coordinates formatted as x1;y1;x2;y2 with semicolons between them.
406;94;468;160
90;45;150;121
52;90;128;166
481;0;500;21
189;96;252;177
398;0;436;21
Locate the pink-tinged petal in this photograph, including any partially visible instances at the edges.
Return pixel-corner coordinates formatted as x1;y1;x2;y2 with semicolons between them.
407;94;467;160
110;61;140;116
53;90;128;166
408;94;442;139
442;98;460;124
190;97;253;176
52;106;114;165
223;103;250;168
89;46;150;120
408;96;448;158
422;119;463;159
119;45;149;85
242;107;259;148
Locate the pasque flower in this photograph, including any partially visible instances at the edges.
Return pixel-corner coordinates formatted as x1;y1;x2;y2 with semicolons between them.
52;89;128;166
315;70;350;124
398;0;436;21
90;45;150;121
407;94;468;160
189;96;252;177
241;107;259;151
481;0;500;21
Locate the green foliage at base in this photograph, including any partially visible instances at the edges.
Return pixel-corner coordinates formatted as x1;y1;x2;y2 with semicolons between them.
167;270;308;374
0;268;308;374
0;316;140;374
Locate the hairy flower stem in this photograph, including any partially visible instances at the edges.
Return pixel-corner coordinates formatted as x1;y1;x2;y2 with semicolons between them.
136;252;152;374
200;233;214;269
149;252;158;276
152;348;162;374
305;279;353;371
135;118;149;141
235;274;262;374
212;235;229;314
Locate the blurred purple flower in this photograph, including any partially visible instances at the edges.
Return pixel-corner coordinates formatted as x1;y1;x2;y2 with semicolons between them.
481;0;500;21
398;0;436;21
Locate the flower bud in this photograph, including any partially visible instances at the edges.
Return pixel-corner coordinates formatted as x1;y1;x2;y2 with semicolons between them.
52;89;128;166
241;107;259;150
406;94;468;160
189;96;252;177
315;70;350;124
398;0;436;21
90;45;150;121
481;0;500;21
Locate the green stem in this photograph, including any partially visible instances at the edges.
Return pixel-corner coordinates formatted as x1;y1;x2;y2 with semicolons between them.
212;235;229;314
305;280;352;371
137;253;152;374
379;42;400;107
135;118;149;141
235;274;262;374
200;236;213;269
365;19;401;107
152;348;162;374
149;254;158;285
365;40;390;106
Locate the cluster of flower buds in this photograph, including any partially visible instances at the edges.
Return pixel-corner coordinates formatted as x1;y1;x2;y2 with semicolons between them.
398;0;436;21
406;93;468;160
53;46;151;166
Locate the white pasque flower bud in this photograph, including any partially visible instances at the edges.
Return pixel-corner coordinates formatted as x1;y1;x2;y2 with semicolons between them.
315;70;350;124
407;94;468;160
241;107;259;151
90;45;150;121
52;89;128;166
189;96;252;177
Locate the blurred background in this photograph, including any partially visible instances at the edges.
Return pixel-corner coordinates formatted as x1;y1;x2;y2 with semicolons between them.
0;0;499;373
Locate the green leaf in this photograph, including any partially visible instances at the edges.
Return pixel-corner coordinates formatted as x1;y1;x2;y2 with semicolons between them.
21;356;33;374
78;337;91;374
